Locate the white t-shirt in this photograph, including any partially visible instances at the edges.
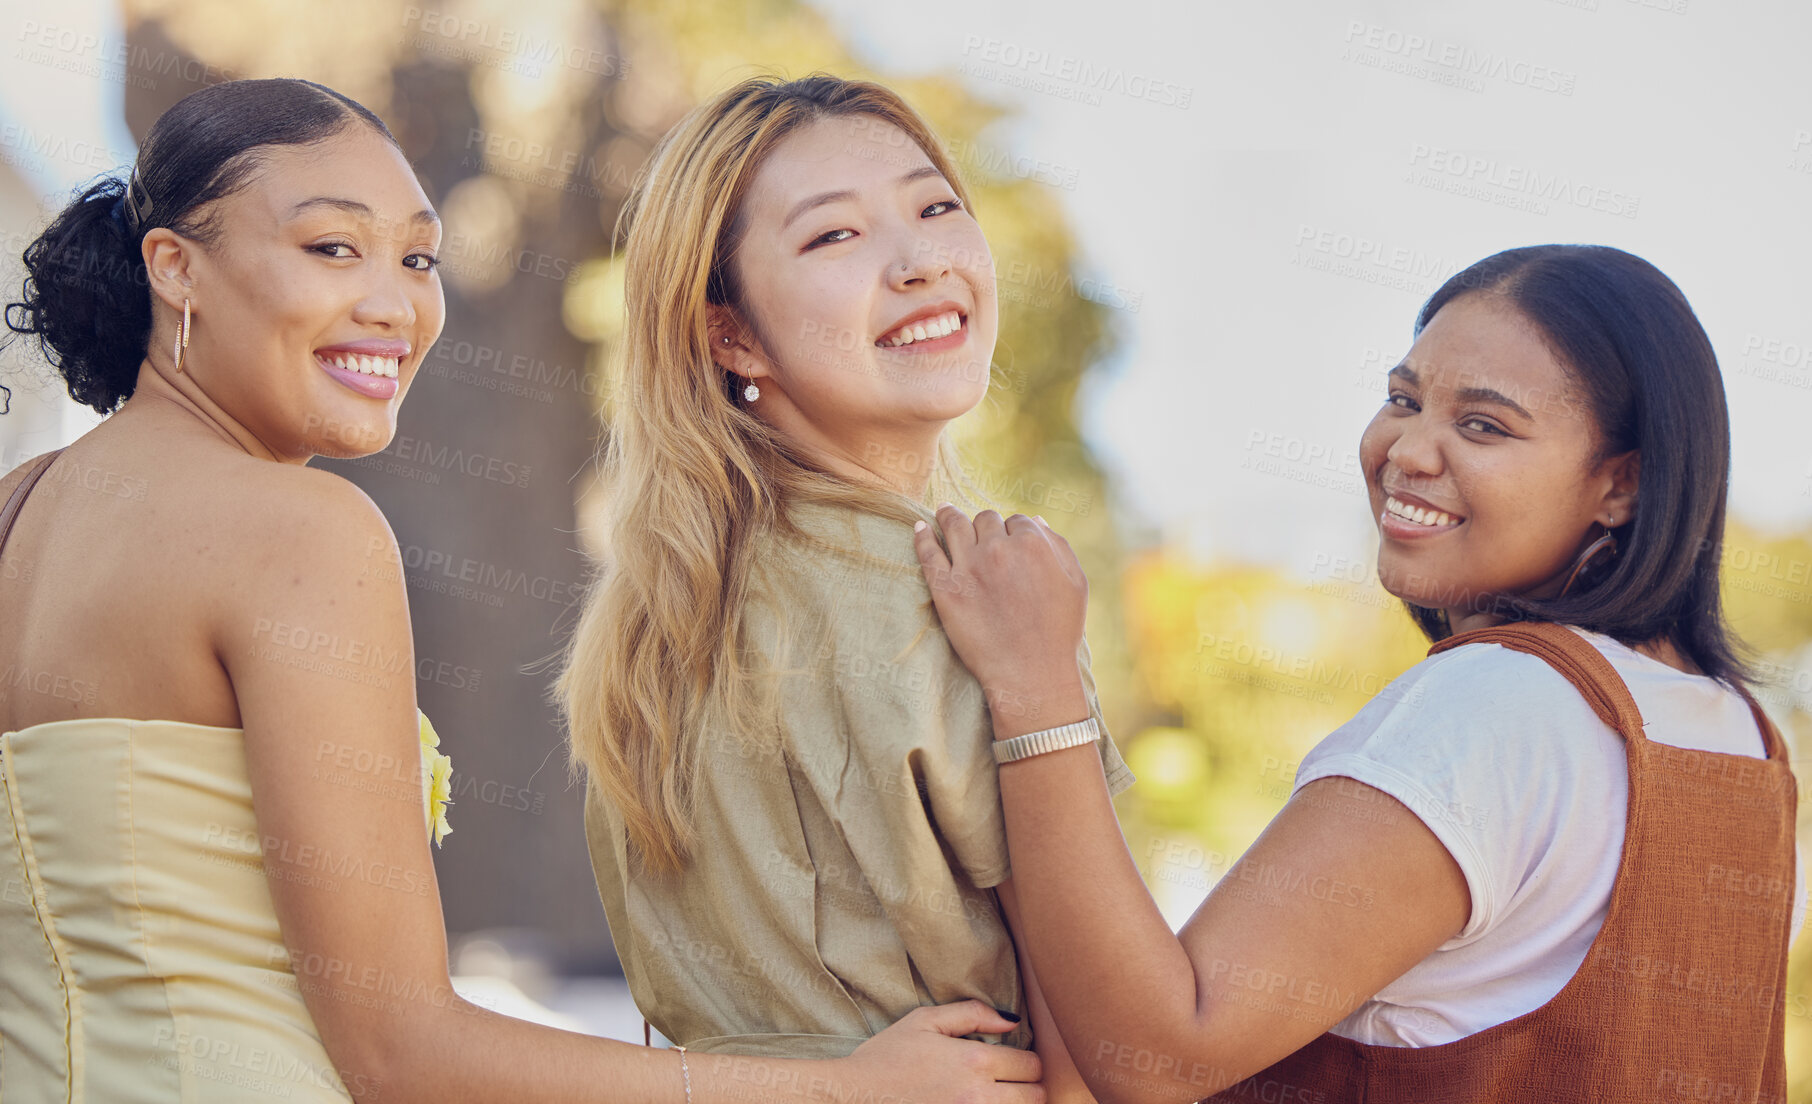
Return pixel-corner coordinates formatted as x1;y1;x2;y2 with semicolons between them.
1293;625;1807;1047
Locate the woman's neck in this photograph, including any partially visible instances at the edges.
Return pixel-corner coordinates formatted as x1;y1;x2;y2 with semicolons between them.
1629;635;1702;676
116;361;295;464
813;445;934;498
756;405;943;498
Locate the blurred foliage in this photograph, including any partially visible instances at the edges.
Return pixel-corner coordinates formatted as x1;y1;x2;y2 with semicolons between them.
1721;523;1812;1102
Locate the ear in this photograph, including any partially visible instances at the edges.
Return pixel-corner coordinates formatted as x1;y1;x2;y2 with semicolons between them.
1595;449;1639;528
142;228;196;313
705;304;767;382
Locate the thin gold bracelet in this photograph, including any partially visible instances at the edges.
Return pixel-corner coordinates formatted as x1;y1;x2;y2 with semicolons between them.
675;1044;691;1103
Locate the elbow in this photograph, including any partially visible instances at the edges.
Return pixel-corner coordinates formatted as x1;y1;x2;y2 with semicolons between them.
1085;1079;1212;1104
318;1009;445;1104
338;1060;392;1104
1076;1050;1207;1104
1084;1068;1241;1104
322;1039;397;1104
1075;1022;1241;1104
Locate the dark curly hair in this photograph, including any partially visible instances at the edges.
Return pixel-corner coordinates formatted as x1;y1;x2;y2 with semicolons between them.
3;78;398;415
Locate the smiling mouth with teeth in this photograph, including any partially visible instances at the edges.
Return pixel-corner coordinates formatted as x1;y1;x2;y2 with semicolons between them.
319;352;401;379
1385;495;1464;528
876;310;964;347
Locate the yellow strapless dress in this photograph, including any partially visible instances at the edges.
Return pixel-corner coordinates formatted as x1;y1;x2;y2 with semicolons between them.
0;714;439;1101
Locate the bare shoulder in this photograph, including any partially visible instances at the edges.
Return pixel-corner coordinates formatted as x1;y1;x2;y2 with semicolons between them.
60;430;396;568
196;459;408;634
0;449;62;500
208;456;404;590
224;458;396;547
206;456;416;697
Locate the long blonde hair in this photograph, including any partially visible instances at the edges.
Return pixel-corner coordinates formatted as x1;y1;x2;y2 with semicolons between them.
556;74;983;874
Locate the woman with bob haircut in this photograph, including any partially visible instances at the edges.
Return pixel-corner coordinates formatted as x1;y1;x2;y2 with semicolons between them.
914;244;1805;1102
556;72;1129;1099
0;75;1044;1103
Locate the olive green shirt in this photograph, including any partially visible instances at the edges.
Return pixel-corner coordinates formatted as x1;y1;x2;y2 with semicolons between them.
584;499;1134;1058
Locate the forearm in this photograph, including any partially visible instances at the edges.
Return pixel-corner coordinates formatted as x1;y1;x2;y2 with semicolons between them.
993;682;1227;1104
1021;947;1099;1104
348;998;850;1104
998;878;1098;1103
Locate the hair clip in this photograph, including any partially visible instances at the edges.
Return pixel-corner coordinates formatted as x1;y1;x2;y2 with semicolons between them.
124;166;154;234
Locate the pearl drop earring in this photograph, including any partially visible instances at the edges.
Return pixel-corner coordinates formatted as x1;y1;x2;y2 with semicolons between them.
719;335;755;399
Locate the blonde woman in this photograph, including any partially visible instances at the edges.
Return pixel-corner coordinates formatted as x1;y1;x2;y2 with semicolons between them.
557;74;1132;1098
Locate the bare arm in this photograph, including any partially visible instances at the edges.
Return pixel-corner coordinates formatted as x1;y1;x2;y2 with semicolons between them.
214;469;1043;1104
996;746;1466;1101
997;878;1098;1103
914;508;1469;1104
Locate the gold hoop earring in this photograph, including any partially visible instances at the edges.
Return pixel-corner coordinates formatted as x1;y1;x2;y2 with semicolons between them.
1558;528;1619;598
174;297;191;374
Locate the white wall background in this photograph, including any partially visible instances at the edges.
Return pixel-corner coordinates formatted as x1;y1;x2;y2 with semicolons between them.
807;0;1812;574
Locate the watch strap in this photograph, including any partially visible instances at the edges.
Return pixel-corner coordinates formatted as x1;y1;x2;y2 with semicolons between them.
992;716;1100;764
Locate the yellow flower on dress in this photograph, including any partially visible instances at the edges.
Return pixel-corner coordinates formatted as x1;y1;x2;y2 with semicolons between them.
418;711;454;847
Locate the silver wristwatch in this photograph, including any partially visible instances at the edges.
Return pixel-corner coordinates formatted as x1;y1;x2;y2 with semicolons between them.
992;717;1101;764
